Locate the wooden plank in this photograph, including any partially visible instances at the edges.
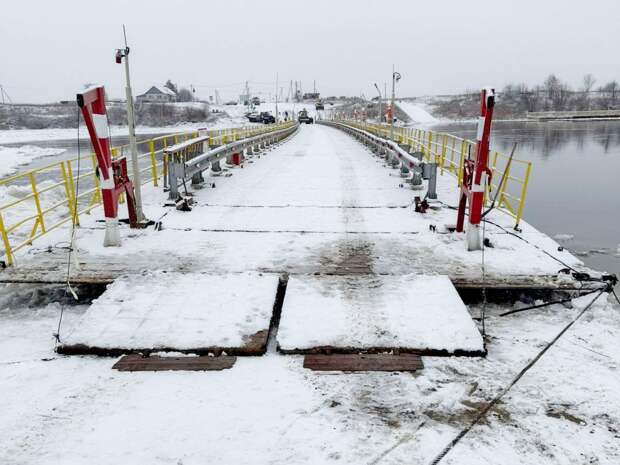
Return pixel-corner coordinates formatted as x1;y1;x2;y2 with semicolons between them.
112;354;236;372
303;354;424;372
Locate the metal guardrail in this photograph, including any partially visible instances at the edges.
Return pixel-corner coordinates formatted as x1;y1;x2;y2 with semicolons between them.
164;122;298;199
0;124;287;266
329;120;532;228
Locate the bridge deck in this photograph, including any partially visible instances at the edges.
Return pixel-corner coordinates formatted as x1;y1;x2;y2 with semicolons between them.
1;125;587;291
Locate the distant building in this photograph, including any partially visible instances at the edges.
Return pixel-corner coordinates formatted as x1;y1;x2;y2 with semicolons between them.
136;86;177;103
303;92;320;100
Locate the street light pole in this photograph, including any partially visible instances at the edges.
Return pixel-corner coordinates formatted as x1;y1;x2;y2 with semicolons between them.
390;65;401;141
275;73;279;123
116;25;145;223
374;83;382;124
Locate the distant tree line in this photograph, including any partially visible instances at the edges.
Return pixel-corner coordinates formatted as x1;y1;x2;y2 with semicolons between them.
501;74;618;112
0;101;210;129
428;74;619;119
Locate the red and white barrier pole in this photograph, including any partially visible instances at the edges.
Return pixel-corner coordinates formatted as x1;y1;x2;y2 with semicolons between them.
77;85;137;246
456;88;495;251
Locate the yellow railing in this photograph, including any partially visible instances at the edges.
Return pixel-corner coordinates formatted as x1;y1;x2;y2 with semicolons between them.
340;120;532;229
0;124;288;266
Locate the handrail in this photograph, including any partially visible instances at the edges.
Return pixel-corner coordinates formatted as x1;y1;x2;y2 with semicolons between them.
330;119;532;229
165;122;297;199
0;123;284;266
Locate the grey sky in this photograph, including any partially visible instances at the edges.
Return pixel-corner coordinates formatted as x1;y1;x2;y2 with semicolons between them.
2;0;619;103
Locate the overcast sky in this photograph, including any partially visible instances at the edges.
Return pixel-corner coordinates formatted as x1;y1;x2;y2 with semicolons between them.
2;0;619;103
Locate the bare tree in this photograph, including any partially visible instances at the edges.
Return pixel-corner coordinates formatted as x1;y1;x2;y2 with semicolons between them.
602;81;618;101
176;87;194;102
582;74;596;92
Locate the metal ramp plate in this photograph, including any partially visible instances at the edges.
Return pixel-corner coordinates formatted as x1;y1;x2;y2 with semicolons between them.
57;271;280;356
113;354;237;372
303;354;424;372
278;274;485;356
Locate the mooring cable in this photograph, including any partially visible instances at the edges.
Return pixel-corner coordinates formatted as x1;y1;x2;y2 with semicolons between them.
428;286;609;465
54;110;83;344
498;286;605;317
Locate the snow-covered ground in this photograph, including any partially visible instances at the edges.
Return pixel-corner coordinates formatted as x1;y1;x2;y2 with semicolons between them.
396;100;439;124
0;115;254;146
1;123;618;464
1;286;618;464
0;145;65;177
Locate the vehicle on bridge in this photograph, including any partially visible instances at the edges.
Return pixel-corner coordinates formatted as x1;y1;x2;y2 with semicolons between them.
315;99;324;110
259;112;276;124
298;109;314;124
245;112;262;122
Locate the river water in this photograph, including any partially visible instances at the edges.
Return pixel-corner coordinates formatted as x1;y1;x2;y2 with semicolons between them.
432;120;620;284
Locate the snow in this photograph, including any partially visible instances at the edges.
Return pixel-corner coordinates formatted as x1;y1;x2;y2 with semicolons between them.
0;121;239;146
0;287;618;464
0;144;65;177
60;271;279;351
0;121;618;464
396;100;439;124
278;274;484;353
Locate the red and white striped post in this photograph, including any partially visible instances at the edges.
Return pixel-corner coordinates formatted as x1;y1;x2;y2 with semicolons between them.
77;85;137;246
456;88;495;251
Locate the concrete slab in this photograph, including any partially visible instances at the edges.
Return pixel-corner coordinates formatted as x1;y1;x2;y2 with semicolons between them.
277;274;485;355
57;272;281;356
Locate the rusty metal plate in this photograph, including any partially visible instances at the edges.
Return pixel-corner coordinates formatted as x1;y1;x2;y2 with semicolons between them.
303;354;424;372
112;354;237;372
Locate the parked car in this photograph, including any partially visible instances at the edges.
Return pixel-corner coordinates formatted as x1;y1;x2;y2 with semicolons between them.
245;112;261;122
251;97;261;106
298;109;314;124
260;112;275;124
224;101;238;105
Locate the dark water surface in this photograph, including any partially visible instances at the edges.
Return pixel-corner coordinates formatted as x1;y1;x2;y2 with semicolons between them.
432;120;620;282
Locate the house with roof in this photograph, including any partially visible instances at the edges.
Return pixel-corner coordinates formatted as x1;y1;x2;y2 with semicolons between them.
136;86;177;103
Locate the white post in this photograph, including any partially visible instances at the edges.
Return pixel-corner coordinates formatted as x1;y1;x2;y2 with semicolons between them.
390;65;396;140
120;27;145;222
275;73;279;123
374;83;382;124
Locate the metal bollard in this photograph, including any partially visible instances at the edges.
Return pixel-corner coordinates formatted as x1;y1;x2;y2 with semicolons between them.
191;170;205;186
389;150;400;168
412;151;424;161
426;163;438;199
211;159;222;176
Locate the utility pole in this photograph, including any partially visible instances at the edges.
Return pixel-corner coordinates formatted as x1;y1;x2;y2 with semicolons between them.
115;25;145;223
275;73;279;122
374;83;382;123
389;65;401;141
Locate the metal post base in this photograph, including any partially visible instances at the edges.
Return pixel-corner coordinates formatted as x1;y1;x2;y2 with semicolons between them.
466;224;481;251
103;218;121;247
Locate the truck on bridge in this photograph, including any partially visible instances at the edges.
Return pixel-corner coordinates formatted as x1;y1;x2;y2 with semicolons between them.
298;108;314;124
